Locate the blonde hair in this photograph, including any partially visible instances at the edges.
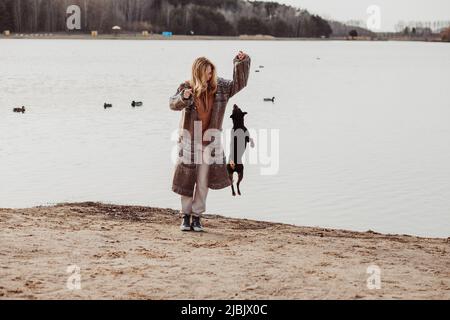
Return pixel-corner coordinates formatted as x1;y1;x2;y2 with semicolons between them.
189;57;218;98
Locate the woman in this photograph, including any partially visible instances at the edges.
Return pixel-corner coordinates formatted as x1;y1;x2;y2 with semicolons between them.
169;51;251;232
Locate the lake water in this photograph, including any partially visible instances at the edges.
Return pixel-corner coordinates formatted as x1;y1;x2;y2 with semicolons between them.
0;39;449;238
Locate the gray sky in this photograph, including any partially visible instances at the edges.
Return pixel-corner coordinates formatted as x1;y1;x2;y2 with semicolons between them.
263;0;450;31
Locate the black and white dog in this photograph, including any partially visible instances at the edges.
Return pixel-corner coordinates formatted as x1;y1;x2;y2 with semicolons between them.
227;104;255;196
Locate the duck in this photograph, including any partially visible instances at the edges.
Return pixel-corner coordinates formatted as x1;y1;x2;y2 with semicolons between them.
259;65;265;68
13;106;26;113
255;70;260;73
263;97;275;102
131;101;143;107
104;103;112;109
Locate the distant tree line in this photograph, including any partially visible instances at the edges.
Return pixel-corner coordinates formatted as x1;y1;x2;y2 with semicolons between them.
0;0;332;38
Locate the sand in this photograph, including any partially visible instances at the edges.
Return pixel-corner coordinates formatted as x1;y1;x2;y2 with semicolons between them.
0;202;449;300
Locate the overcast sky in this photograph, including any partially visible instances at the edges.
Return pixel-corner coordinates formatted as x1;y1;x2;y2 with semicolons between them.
263;0;450;31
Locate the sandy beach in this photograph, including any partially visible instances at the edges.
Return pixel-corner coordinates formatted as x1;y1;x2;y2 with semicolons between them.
0;202;449;300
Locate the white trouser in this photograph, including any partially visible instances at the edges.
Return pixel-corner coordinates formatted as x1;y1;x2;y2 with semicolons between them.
181;144;211;217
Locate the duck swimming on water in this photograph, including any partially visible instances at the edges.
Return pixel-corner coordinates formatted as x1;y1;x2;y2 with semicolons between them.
13;106;26;113
131;101;143;107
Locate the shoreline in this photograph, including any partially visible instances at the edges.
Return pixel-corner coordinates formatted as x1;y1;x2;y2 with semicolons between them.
1;202;449;299
0;33;447;43
1;202;448;240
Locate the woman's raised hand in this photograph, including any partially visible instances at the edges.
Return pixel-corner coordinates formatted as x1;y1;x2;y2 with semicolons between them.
237;50;248;61
183;88;193;99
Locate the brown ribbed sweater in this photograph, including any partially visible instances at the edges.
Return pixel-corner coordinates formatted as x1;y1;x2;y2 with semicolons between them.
194;88;215;136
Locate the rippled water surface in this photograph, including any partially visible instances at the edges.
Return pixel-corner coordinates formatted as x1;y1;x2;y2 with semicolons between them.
1;39;449;237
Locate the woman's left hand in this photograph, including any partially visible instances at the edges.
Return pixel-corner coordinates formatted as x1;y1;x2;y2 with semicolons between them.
237;51;248;60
